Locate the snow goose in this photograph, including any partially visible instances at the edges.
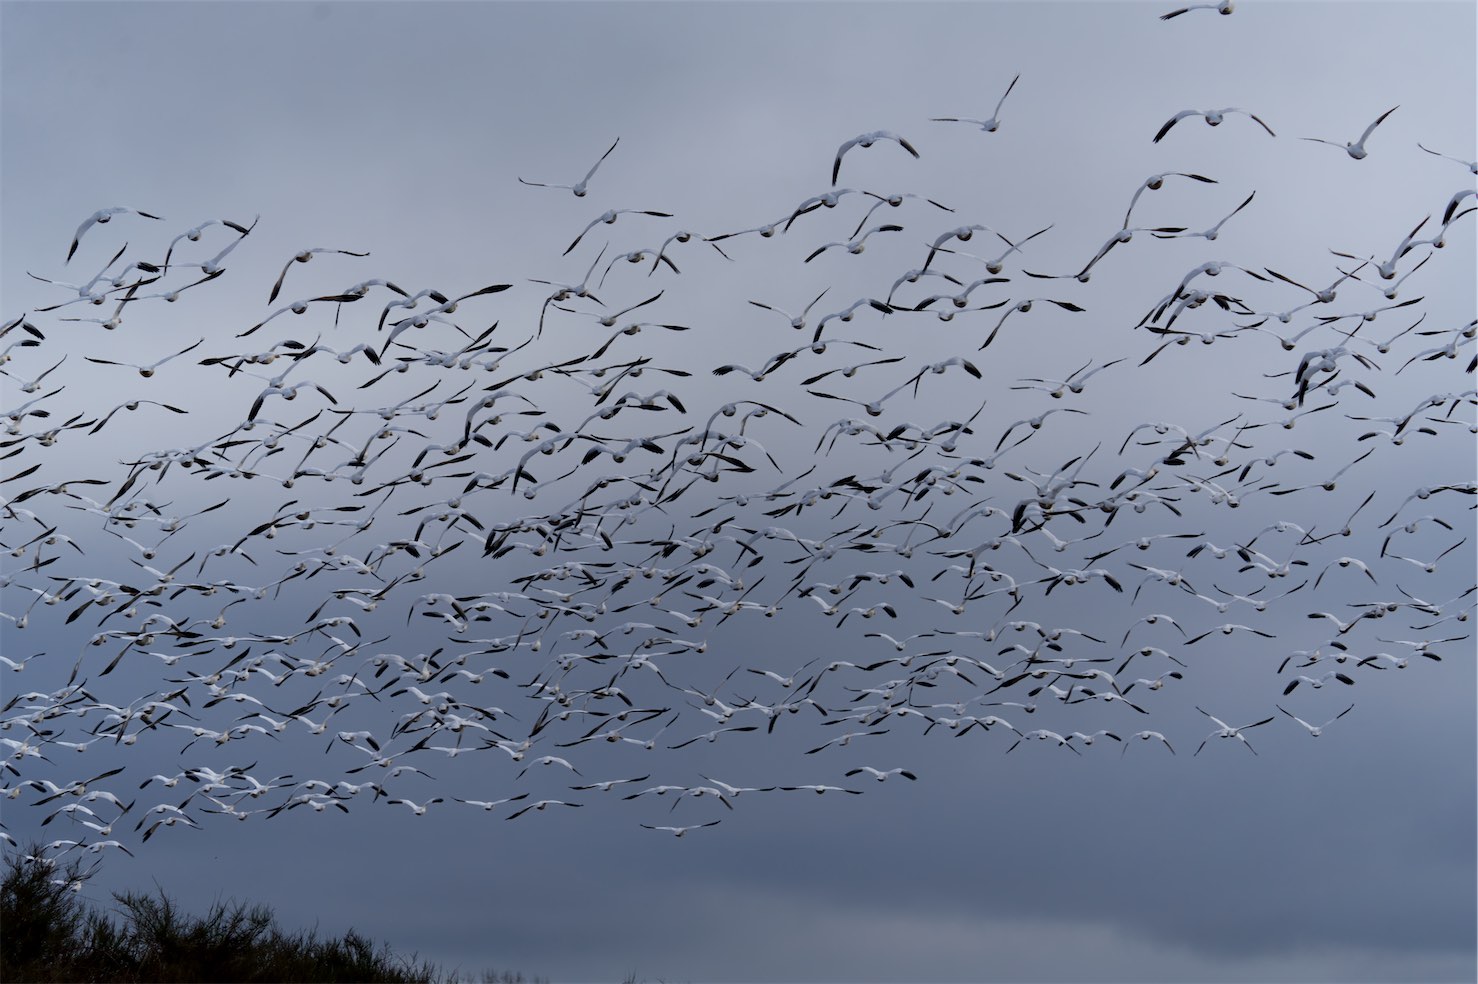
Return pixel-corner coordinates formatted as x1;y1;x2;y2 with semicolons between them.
1301;106;1397;160
1153;108;1275;142
1159;0;1233;19
1121;730;1176;755
832;130;919;185
1417;143;1478;174
66;207;162;262
267;247;370;303
564;208;673;256
1276;703;1353;737
931;74;1020;133
804;223;904;263
519;137;619;197
640;821;721;836
1193;706;1275;755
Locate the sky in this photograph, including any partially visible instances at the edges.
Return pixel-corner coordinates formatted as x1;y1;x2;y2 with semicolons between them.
2;2;1475;981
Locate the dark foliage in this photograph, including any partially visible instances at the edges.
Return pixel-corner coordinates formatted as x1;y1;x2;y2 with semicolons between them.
0;846;540;983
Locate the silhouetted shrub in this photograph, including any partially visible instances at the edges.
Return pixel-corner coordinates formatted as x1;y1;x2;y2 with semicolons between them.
0;846;541;983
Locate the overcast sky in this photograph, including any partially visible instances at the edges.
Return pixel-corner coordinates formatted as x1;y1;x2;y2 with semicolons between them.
2;2;1475;982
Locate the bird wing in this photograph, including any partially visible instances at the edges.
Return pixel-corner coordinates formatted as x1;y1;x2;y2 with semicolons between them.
1154;110;1199;143
994;74;1020;115
584;137;620;182
832;137;861;184
267;257;298;304
67;215;100;262
1240;110;1276;137
805;242;840;264
1359;105;1398;144
564;216;605;255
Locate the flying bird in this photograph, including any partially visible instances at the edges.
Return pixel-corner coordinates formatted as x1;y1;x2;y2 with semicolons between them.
832;130;920;185
1302;106;1398;159
519;137;620;197
1122;172;1218;229
640;821;721;836
1417;143;1478;174
845;766;917;781
564;209;674;256
1159;0;1233;19
804;224;905;263
931;74;1020;133
1154;108;1275;143
1277;703;1354;737
267;248;371;304
67;207;162;262
1194;706;1275;755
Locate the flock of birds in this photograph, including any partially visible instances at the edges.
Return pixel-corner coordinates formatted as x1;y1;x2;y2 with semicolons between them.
2;7;1475;864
